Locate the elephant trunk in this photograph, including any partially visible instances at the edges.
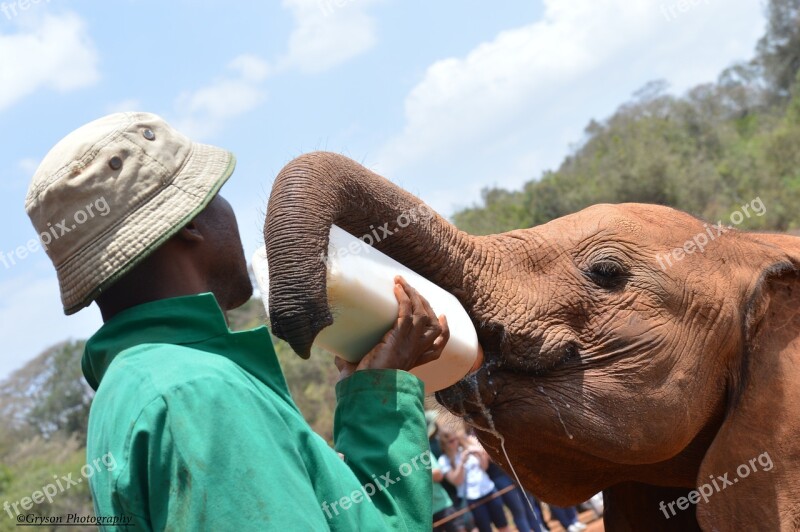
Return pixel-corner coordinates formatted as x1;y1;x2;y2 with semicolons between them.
264;151;478;358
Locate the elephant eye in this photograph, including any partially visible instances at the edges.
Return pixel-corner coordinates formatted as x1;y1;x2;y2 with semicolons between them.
586;260;628;289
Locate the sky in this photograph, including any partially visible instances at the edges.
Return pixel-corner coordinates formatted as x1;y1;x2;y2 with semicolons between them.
0;0;767;380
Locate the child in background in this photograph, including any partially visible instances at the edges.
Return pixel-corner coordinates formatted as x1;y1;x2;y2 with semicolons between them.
438;427;510;532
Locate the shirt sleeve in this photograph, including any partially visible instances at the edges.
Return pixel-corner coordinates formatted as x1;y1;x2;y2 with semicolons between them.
333;369;431;532
115;376;328;531
437;455;452;475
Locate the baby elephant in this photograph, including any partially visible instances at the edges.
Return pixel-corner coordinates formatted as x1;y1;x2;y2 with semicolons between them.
264;151;800;531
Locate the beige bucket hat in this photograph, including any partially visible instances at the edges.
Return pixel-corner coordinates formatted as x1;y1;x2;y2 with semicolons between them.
25;112;236;315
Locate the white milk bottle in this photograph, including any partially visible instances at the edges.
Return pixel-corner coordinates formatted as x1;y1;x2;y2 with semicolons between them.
252;224;482;393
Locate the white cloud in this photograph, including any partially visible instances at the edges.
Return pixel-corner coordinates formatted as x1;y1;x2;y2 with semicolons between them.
278;0;379;73
17;158;39;175
375;0;765;215
0;12;99;112
105;98;142;114
171;0;380;140
229;54;271;82
172;54;270;139
0;272;102;382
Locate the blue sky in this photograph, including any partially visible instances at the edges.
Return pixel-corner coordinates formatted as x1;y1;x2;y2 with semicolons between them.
0;0;766;379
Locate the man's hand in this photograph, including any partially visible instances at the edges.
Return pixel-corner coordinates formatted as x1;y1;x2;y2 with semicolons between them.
336;275;449;381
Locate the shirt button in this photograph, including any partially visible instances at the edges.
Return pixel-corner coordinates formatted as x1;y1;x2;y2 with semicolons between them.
109;156;123;170
143;129;156;141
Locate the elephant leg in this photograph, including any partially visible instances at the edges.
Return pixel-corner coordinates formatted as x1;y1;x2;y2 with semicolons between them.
603;482;702;531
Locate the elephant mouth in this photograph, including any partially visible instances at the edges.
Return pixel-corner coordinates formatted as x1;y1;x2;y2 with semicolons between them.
435;335;584;436
435;347;512;434
435;368;497;435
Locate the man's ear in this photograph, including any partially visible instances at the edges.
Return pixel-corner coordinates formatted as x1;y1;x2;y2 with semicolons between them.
174;220;205;243
697;236;800;530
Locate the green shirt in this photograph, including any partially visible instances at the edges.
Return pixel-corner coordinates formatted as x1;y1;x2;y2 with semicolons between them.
82;293;432;531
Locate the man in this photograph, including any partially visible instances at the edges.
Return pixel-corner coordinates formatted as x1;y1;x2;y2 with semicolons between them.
25;112;449;530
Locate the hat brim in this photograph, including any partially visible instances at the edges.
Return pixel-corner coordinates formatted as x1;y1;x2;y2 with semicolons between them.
57;141;236;314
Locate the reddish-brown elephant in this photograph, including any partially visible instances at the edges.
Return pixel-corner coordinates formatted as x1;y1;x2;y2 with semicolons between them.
263;151;800;531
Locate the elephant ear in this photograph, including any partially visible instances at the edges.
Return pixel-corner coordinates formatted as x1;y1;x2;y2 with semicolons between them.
697;235;800;530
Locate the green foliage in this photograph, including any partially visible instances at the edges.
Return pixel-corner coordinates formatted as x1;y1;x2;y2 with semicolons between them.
0;436;93;532
0;465;11;494
756;0;800;99
0;343;95;531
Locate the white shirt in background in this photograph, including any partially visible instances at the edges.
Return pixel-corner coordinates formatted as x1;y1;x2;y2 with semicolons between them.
438;451;495;500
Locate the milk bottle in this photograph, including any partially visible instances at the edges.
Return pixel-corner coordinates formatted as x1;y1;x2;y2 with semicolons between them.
252;225;482;393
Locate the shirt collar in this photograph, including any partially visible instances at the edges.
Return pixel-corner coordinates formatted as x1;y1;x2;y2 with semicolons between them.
82;293;293;403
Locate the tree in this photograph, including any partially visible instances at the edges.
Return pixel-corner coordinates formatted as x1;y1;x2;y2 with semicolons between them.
756;0;800;99
0;341;93;443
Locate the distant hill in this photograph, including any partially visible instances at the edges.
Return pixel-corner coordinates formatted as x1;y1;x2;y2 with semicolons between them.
453;0;800;235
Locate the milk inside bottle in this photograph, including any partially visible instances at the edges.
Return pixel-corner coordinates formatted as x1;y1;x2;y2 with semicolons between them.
252;225;482;393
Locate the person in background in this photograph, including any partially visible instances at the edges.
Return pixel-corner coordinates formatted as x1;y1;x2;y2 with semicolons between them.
486;460;548;532
586;492;604;519
425;412;465;532
438;426;510;532
428;412;474;532
428;411;444;458
522;493;550;532
548;506;587;532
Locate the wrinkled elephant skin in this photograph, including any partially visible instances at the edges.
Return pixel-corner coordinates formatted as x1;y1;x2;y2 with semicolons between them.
264;152;800;531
